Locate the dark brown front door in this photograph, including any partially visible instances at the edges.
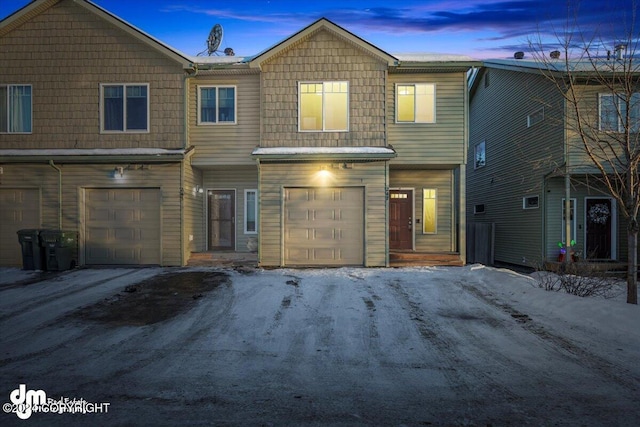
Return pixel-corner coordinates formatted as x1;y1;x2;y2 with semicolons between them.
390;189;413;250
208;190;235;250
585;198;612;259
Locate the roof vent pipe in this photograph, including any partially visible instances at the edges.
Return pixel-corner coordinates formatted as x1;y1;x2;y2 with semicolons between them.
514;51;525;59
615;44;627;60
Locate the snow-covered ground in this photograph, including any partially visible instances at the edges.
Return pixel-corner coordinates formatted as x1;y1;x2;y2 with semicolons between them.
1;265;639;426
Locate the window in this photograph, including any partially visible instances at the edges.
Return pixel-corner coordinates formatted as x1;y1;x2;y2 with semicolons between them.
600;92;640;132
474;141;486;169
299;81;348;131
198;86;236;124
244;189;257;234
101;84;148;132
484;71;490;88
474;204;485;214
422;189;437;233
0;84;32;133
527;107;544;127
523;195;539;209
396;83;435;123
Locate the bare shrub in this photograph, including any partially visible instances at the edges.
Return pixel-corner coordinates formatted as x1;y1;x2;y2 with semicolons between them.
532;261;620;299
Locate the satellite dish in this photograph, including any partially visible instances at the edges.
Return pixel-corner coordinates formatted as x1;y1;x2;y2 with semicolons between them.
197;24;223;56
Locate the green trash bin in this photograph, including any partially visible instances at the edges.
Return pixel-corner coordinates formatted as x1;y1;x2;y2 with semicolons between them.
40;230;78;271
17;229;44;271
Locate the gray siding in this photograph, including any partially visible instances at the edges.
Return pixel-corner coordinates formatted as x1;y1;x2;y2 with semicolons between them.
467;68;565;266
0;0;185;150
388;72;468;165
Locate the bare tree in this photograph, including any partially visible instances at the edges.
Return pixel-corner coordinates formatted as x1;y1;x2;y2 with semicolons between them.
529;5;639;304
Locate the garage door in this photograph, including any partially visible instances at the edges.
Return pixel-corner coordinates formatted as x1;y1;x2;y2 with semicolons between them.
85;188;161;265
0;188;40;266
284;187;364;266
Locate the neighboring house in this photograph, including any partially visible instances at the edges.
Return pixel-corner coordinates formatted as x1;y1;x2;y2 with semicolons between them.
467;58;637;267
187;19;479;267
1;1;478;268
0;0;195;267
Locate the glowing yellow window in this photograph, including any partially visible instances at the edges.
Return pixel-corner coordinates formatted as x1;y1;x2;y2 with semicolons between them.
299;82;348;131
423;189;437;234
397;83;435;123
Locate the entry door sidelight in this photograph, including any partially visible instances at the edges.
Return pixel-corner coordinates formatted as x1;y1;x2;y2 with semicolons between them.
390;189;413;250
208;190;235;250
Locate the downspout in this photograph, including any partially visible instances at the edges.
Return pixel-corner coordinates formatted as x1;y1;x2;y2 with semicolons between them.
49;160;62;229
179;65;196;266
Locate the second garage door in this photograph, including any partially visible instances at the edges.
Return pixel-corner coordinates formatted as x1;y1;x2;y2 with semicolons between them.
85;188;161;265
284;187;364;266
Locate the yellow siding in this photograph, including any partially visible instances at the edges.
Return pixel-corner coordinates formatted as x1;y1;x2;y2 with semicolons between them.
259;162;387;267
183;162;204;257
0;0;185;150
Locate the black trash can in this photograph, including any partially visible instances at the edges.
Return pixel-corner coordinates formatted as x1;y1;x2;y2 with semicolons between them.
40;230;78;271
17;229;44;271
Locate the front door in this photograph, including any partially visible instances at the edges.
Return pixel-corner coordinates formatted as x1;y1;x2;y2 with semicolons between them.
389;189;413;250
585;198;613;259
208;190;235;250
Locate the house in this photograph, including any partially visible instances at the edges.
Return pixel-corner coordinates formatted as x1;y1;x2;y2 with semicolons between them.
0;0;195;267
187;19;479;267
467;57;638;268
1;0;479;268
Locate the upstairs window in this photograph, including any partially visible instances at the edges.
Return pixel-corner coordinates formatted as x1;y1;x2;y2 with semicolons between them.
198;86;236;124
0;84;32;133
299;81;348;131
474;141;486;169
101;84;149;132
396;83;435;123
600;92;640;132
527;107;544;127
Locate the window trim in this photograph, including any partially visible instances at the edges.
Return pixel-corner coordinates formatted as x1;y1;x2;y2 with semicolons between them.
422;188;437;234
474;204;486;215
100;83;150;133
599;92;640;132
244;189;258;234
523;195;540;210
395;82;436;124
527;107;544;127
0;84;33;134
298;81;349;132
197;85;237;125
474;140;486;169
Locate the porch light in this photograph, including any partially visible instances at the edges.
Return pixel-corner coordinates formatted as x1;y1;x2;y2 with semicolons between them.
195;185;204;194
114;166;124;178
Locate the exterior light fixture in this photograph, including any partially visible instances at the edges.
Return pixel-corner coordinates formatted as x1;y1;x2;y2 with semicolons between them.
114;166;124;178
195;185;204;194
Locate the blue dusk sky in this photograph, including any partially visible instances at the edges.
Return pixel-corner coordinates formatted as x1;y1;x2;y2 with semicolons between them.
0;0;636;59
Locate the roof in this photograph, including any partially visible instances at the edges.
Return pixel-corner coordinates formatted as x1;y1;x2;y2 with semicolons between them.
483;58;640;75
0;0;194;68
252;146;397;161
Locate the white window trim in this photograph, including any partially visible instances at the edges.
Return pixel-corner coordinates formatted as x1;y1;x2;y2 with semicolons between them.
197;85;237;125
395;82;436;124
0;84;33;134
474;140;486;169
244;189;258;234
522;195;539;209
100;83;150;133
527;107;544;127
298;81;349;132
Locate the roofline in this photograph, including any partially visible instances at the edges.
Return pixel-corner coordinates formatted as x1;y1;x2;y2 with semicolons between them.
248;18;398;69
0;148;189;164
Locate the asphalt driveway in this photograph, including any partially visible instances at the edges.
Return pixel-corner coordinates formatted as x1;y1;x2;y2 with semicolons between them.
1;265;639;426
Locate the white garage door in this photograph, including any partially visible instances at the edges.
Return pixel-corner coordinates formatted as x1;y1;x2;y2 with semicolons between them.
284;187;364;266
0;188;40;266
85;188;161;265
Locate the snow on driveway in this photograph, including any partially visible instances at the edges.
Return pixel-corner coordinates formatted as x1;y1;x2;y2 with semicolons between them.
0;265;639;426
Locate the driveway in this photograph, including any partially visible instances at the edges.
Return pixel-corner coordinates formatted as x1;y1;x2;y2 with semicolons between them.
1;265;639;426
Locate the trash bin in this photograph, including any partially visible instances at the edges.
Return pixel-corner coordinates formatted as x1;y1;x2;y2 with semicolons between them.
40;230;78;271
17;229;44;271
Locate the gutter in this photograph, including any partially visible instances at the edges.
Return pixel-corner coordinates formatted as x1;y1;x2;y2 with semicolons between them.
48;160;62;229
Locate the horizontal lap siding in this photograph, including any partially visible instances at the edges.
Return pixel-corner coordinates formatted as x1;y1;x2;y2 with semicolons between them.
183;163;204;256
189;74;260;166
391;169;454;251
203;167;259;252
388;73;466;165
259;162;387;267
0;1;185;150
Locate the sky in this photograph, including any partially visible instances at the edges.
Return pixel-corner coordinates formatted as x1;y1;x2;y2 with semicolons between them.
0;0;637;60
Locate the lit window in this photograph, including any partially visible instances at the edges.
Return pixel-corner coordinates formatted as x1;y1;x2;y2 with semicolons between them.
0;85;32;133
527;108;544;127
299;82;348;131
423;189;437;233
198;86;236;124
475;141;486;169
101;84;148;132
396;83;435;123
523;196;539;209
244;189;257;234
